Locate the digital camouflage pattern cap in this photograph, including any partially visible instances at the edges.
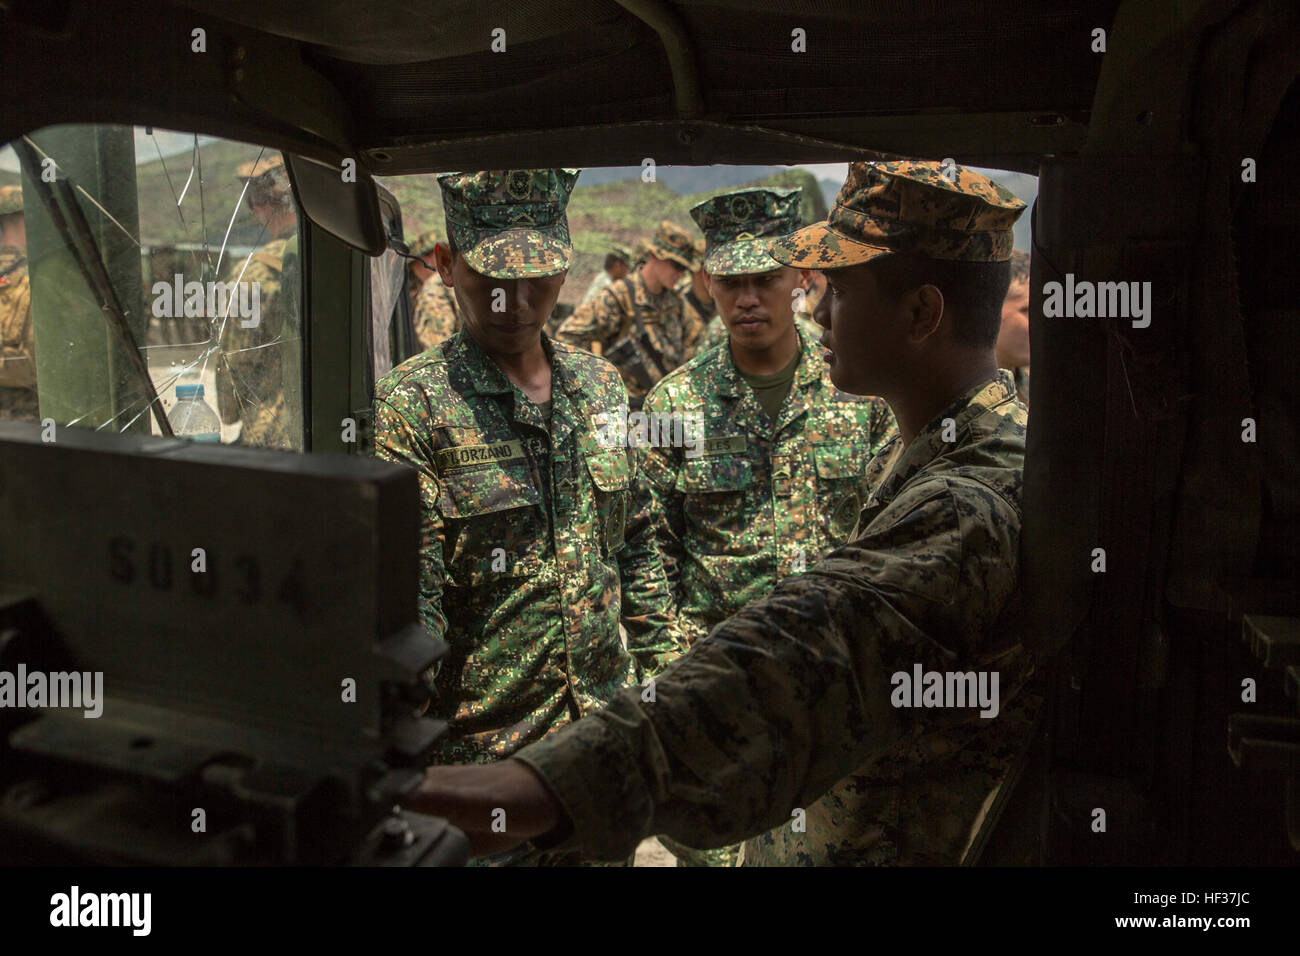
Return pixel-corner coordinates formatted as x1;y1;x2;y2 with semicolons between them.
409;228;440;259
437;168;579;279
691;186;802;276
610;243;633;266
236;152;291;201
770;160;1026;269
647;219;702;271
0;185;22;216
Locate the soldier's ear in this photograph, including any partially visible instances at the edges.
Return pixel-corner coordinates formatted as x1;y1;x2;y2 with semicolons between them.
432;242;456;286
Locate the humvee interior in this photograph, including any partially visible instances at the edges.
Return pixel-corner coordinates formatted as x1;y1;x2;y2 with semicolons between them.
2;0;1298;867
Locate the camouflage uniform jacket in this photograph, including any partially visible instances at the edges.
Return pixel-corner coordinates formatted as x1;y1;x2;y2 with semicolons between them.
515;370;1042;865
412;273;461;351
580;269;614;306
217;232;299;449
373;331;686;764
0;244;37;420
555;270;702;406
641;319;896;645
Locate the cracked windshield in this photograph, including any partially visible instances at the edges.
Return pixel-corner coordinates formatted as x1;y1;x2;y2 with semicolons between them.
0;125;303;449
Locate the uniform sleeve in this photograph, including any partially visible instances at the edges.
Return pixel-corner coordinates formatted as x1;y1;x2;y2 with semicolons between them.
512;476;1021;860
373;397;449;644
617;446;689;682
555;287;621;351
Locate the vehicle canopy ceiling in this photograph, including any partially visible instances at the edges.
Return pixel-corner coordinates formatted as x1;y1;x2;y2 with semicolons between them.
5;0;1125;174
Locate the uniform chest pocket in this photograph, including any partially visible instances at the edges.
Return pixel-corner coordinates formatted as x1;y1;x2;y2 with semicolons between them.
584;449;630;554
438;459;545;586
675;454;753;493
675;454;753;536
812;442;866;545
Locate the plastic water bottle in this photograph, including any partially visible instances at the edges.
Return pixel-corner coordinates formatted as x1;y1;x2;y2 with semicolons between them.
169;382;221;442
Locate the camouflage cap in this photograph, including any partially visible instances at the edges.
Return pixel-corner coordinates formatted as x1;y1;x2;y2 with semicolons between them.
691;187;802;276
646;220;701;271
409;228;440;259
0;185;22;216
437;168;580;279
609;243;633;266
769;160;1026;269
237;152;291;201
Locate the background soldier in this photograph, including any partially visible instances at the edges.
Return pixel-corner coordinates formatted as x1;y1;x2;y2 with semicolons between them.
406;228;461;350
676;236;716;348
372;169;686;866
400;160;1042;871
406;229;440;309
644;185;896;867
555;220;702;408
0;185;37;421
579;243;632;305
996;248;1031;406
216;153;300;449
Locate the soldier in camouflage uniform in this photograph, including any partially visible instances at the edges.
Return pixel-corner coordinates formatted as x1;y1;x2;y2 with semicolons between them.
400;160;1044;870
406;228;461;351
412;270;460;352
0;186;37;421
676;237;715;346
555;220;703;409
579;243;632;306
216;154;300;449
997;248;1031;406
372;169;686;867
406;229;439;310
701;242;828;352
646;186;896;867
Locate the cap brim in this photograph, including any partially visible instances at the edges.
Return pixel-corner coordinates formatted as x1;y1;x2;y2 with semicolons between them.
464;229;572;279
768;222;892;270
703;238;785;276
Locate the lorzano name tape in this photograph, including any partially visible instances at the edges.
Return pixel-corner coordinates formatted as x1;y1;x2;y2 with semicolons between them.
435;440;526;471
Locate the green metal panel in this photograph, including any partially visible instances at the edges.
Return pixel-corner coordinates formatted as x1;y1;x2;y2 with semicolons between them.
306;219;369;454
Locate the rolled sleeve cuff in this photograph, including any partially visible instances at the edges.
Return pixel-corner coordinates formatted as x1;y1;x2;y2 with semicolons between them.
511;700;654;862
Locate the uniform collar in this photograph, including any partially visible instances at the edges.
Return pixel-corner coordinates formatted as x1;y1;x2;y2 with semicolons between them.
445;330;587;437
707;317;823;436
714;317;822;395
867;369;1018;507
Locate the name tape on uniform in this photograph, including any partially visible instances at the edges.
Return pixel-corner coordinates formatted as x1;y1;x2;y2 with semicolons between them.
436;440;527;471
700;435;747;457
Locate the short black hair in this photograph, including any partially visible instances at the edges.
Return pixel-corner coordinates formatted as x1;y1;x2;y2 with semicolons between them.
604;253;624;271
1008;249;1031;286
447;234;459;258
870;252;1011;349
